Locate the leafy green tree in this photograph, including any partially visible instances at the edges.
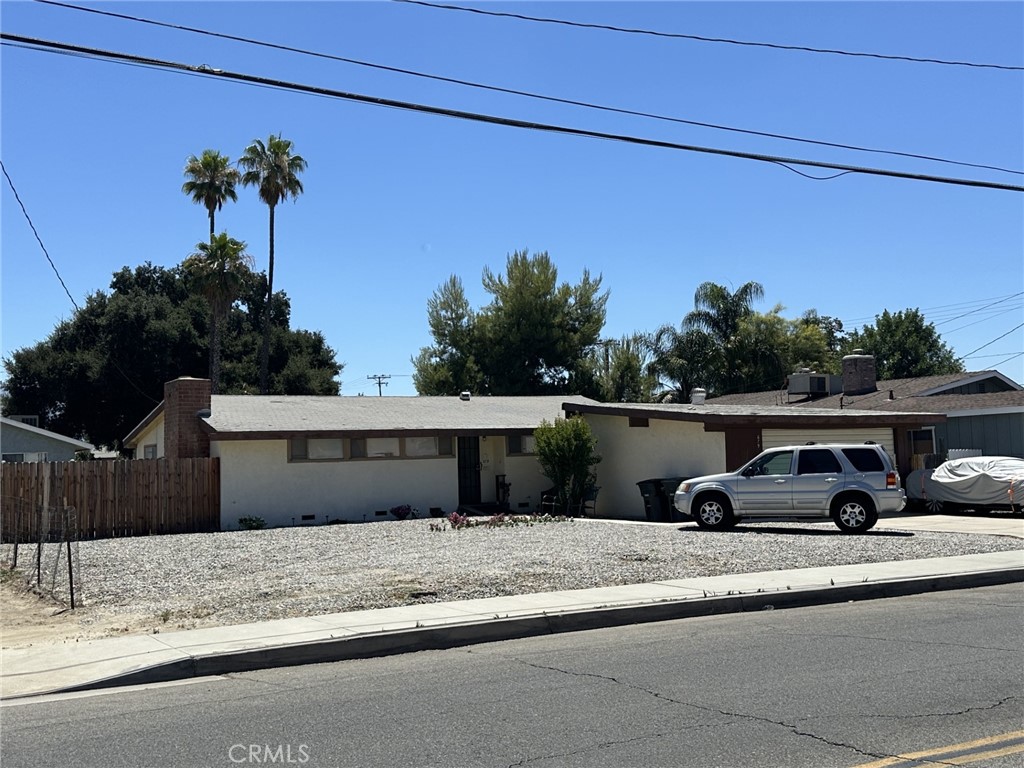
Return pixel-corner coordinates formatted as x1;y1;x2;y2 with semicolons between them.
414;251;608;396
731;309;789;392
841;309;964;379
182;233;255;393
411;276;483;395
682;281;765;395
239;134;307;394
182;149;241;242
534;417;601;515
2;263;341;448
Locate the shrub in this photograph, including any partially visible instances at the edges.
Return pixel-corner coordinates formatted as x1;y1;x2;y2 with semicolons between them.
237;516;266;530
534;417;601;515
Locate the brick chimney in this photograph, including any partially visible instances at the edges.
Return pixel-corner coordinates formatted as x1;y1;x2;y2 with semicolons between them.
164;377;212;458
842;351;877;396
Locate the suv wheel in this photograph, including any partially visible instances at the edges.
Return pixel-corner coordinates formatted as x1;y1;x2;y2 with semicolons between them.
693;494;736;531
832;495;878;533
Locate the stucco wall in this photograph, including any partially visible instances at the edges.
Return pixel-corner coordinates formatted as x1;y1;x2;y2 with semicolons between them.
584;415;726;520
213;437;551;528
214;439;459;528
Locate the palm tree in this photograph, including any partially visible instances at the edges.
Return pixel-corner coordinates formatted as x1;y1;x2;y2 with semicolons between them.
182;150;241;242
682;281;765;394
183;233;254;394
238;134;307;394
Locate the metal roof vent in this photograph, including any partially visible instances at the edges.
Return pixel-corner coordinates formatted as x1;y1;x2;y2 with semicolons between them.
459;391;471;401
690;387;707;405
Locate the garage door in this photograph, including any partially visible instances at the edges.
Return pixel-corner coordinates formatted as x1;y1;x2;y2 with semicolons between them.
762;428;895;458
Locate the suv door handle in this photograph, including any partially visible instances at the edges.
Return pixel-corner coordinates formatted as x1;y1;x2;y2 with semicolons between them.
824;477;839;483
774;479;787;484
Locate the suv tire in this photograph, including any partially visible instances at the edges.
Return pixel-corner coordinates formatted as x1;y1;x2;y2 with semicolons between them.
831;494;878;533
692;493;736;531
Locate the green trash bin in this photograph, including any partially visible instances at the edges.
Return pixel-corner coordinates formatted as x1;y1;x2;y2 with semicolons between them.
637;479;669;522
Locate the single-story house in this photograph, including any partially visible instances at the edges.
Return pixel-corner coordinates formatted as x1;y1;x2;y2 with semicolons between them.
126;376;944;527
125;378;598;528
707;354;1024;462
1;416;95;463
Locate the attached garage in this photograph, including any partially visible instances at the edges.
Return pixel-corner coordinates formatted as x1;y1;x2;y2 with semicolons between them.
564;401;943;521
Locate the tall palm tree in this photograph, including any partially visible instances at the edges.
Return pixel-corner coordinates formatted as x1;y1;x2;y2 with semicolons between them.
682;281;764;394
238;134;307;394
183;233;254;394
182;150;241;242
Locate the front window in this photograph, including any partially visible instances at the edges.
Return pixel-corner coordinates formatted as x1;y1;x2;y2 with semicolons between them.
507;434;536;455
745;451;794;476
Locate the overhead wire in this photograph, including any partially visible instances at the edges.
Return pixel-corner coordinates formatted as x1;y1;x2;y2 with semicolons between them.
393;0;1024;72
959;323;1024;359
3;34;1022;193
1;161;160;405
29;0;1023;176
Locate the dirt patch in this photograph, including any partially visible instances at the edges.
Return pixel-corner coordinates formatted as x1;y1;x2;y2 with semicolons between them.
0;576;166;649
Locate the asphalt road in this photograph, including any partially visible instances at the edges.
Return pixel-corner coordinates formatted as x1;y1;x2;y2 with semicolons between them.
3;584;1022;768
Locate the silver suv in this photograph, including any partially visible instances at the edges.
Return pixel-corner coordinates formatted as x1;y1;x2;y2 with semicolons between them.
673;443;905;533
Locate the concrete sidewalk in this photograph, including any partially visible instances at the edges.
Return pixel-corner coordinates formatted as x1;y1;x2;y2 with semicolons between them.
2;514;1022;701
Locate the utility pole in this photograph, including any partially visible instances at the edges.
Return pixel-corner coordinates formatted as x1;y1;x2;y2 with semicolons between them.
367;374;390;396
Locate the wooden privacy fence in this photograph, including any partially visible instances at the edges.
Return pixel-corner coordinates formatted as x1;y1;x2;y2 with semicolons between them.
1;458;220;539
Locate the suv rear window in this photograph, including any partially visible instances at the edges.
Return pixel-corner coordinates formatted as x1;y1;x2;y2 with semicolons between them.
841;447;886;472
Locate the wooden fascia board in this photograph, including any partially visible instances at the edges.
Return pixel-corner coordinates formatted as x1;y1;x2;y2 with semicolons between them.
206;427;534;441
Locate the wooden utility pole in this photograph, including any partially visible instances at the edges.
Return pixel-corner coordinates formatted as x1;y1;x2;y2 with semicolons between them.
367;374;390;396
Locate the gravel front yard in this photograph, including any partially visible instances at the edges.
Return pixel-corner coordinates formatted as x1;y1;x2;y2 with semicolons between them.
2;517;1020;645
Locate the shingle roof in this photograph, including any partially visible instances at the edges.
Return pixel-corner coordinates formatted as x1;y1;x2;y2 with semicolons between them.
707;371;1023;414
203;395;599;437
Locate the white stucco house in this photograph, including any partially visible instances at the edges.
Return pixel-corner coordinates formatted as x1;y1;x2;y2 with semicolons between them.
125;377;944;529
125;378;598;528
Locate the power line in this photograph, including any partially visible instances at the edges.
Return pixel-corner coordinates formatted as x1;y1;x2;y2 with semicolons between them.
394;0;1024;72
2;160;160;405
935;291;1024;326
1;160;79;311
843;294;1024;326
959;323;1024;359
4;34;1022;193
30;0;1022;176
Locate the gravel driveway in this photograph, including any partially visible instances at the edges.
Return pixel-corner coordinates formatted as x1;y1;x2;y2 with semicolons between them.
4;517;1020;636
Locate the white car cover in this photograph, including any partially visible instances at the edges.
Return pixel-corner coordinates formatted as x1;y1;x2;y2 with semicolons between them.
907;456;1024;508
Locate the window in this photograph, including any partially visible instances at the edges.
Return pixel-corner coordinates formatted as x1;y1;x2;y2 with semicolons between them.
2;453;25;463
406;437;441;457
628;417;649;428
507;434;536;455
289;437;343;461
909;428;935;455
747;451;794;476
841;448;885;472
351;437;400;459
797;449;842;475
143;444;158;459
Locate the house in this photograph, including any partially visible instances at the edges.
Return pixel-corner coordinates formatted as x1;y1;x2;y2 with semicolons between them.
0;416;95;463
706;353;1024;463
562;397;944;521
126;376;946;527
124;378;598;529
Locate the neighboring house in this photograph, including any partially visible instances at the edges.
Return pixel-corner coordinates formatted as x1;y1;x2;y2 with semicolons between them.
126;376;944;527
0;416;95;463
125;378;598;529
708;354;1024;462
562;398;943;521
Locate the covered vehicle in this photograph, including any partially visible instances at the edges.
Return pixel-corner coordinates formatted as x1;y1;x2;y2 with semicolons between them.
906;456;1024;514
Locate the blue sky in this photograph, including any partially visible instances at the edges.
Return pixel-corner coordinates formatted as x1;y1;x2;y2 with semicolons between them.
2;1;1022;397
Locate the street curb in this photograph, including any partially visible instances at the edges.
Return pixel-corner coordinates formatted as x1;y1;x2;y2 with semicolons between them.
41;566;1023;697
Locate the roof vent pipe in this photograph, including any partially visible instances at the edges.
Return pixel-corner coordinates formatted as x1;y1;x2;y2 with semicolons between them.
459;391;471;401
690;387;707;405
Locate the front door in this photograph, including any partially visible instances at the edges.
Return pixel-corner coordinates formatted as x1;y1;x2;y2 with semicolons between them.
457;436;482;506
